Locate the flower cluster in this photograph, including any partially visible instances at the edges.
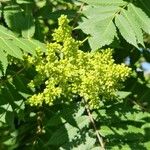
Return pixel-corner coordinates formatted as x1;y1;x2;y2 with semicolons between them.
26;15;131;108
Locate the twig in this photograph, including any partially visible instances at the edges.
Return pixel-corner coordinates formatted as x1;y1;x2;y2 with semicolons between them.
83;98;105;150
0;67;25;85
73;3;84;27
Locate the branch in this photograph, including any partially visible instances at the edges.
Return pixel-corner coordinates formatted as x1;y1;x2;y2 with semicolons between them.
83;98;105;150
73;3;84;27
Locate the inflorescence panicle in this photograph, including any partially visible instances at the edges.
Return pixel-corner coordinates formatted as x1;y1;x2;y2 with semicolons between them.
26;15;131;109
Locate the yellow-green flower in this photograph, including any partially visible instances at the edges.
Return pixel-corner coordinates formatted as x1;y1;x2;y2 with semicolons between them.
26;15;131;109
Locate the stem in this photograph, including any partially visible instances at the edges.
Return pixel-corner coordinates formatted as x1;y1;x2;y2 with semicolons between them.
0;67;25;85
81;36;90;44
83;99;105;150
73;3;84;27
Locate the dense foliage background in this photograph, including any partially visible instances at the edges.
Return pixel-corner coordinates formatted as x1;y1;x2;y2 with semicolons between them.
0;0;150;149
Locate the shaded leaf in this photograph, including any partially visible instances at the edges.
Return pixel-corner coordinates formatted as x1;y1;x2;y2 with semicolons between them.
47;116;89;146
4;5;24;33
0;25;45;73
115;14;138;48
79;0;126;6
128;3;150;34
22;14;35;38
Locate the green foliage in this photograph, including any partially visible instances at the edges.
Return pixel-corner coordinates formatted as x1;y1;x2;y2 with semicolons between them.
0;0;75;74
0;25;45;73
0;0;150;149
78;0;150;49
0;1;46;74
95;99;150;149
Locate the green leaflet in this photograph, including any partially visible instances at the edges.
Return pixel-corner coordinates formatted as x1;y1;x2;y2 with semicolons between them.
79;0;126;6
88;18;117;49
0;103;13;124
46;104;85;127
83;5;119;17
21;14;35;38
47;116;90;146
78;13;117;50
21;3;35;39
60;133;96;150
138;0;150;15
0;73;30;122
80;5;119;48
4;4;35;38
94;99;150;150
116;91;131;99
0;39;23;59
121;9;145;47
91;147;102;150
128;3;150;35
79;1;150;49
0;49;8;74
0;25;45;74
78;3;122;49
16;0;33;4
4;5;24;33
115;13;138;48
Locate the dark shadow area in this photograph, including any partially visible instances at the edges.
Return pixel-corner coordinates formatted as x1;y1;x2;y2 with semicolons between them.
95;94;150;149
